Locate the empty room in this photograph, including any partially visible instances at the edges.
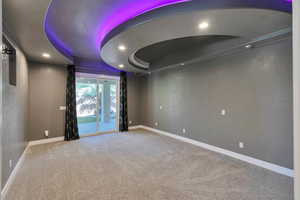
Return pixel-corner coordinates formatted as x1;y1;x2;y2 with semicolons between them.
1;0;300;199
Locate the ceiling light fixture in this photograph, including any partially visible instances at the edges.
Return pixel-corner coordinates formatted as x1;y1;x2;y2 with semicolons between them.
118;45;127;51
245;44;252;49
198;22;209;30
118;64;124;68
42;53;51;58
180;63;185;66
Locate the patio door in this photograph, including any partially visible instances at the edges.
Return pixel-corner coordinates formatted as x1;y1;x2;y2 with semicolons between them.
75;73;119;136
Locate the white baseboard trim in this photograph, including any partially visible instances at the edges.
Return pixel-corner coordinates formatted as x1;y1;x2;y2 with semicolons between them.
28;136;65;146
129;125;143;130
1;145;30;199
1;136;65;199
137;125;294;177
1;126;293;199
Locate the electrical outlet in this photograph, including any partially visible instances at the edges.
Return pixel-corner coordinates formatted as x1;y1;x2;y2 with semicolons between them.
9;160;13;168
182;128;186;134
221;109;226;116
155;122;158;127
45;130;49;137
159;105;163;110
239;142;244;149
129;121;132;124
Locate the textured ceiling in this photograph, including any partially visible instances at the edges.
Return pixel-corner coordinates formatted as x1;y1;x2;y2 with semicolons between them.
3;0;292;71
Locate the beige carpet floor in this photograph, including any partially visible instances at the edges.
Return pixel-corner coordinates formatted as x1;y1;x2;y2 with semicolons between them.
5;129;293;200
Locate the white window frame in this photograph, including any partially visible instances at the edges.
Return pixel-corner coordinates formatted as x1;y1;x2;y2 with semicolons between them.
75;72;120;133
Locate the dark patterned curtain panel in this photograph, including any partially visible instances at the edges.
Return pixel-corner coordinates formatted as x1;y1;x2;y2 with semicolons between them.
65;65;80;141
119;71;128;132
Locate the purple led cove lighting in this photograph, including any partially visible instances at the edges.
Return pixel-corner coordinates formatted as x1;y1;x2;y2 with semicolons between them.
45;22;74;61
75;60;122;74
97;0;191;45
45;0;291;64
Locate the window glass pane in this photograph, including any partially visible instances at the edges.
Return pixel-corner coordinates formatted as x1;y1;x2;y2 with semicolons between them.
76;75;118;136
76;78;98;136
97;80;117;132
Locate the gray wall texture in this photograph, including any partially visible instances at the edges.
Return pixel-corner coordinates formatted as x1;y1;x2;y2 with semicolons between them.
28;62;67;141
7;36;292;189
27;63;141;140
127;74;143;127
139;38;293;169
2;37;29;188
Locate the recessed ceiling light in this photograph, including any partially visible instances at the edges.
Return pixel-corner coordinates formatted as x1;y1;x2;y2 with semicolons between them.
42;53;50;58
118;64;124;68
245;44;252;49
198;22;209;30
118;45;126;51
180;63;185;66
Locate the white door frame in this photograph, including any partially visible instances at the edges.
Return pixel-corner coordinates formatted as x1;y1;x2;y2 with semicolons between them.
76;72;120;132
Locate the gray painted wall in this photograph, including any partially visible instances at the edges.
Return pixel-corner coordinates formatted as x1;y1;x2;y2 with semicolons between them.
2;36;29;188
28;62;67;141
140;38;293;169
24;37;293;171
127;74;143;126
27;63;141;140
1;21;3;190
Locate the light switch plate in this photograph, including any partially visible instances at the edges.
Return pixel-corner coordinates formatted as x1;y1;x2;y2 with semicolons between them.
59;106;66;111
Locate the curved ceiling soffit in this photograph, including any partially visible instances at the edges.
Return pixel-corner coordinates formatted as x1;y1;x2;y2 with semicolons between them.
44;1;75;63
3;0;72;65
131;35;238;70
44;0;191;65
44;0;292;71
101;0;292;47
101;8;292;72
